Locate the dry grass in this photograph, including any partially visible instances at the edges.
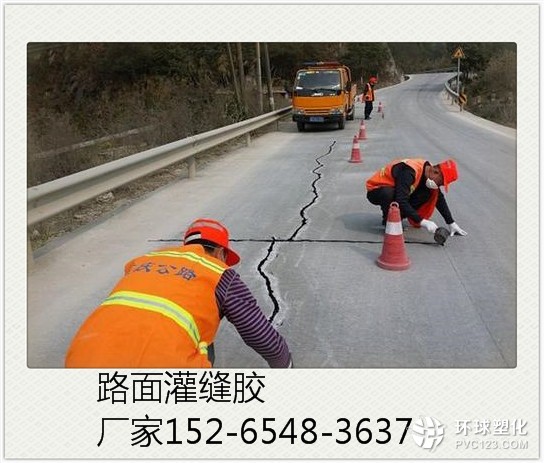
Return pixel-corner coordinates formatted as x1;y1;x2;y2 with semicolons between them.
28;72;290;251
467;100;516;129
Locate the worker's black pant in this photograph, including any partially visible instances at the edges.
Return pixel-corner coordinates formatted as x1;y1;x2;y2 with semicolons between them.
367;187;431;223
364;101;374;119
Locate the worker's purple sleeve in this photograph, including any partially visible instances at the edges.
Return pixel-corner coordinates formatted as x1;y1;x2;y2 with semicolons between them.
215;268;292;368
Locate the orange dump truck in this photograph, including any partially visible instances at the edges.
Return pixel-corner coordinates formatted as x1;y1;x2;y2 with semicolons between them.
291;61;357;131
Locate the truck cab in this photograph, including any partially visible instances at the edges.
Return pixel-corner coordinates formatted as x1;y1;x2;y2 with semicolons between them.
291;61;357;131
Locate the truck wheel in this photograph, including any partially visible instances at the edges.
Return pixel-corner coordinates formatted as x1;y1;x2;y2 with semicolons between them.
338;117;345;130
297;122;305;132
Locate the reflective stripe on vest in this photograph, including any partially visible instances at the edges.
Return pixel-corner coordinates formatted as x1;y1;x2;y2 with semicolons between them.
145;251;225;275
101;290;208;355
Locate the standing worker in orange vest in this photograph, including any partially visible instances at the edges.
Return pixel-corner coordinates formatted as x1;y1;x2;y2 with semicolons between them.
366;158;468;236
363;76;378;120
65;218;293;368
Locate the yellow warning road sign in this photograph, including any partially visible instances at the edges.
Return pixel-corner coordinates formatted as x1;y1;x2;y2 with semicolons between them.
452;47;465;59
458;92;468;107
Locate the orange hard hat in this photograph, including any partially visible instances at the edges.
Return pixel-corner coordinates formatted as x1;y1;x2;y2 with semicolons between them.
369;76;378;84
184;218;240;266
438;159;458;192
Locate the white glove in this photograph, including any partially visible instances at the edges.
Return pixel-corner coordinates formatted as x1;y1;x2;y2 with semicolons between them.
449;222;468;236
420;219;438;233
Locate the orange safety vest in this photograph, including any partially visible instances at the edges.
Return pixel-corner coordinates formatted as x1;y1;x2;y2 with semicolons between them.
363;82;375;102
366;158;427;192
366;158;438;226
65;244;226;368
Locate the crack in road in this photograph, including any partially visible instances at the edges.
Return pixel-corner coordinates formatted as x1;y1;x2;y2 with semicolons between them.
150;233;439;326
238;238;440;322
151;140;441;325
231;238;439;245
153;238;438;245
256;237;281;324
152;141;339;325
252;140;336;324
287;141;336;241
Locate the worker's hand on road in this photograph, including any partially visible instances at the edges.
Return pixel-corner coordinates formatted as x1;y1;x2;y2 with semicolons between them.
449;222;468;236
420;219;438;234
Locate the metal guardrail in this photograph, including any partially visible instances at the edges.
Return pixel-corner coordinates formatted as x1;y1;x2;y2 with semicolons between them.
421;66;457;74
444;76;465;111
28;106;292;228
444;75;459;98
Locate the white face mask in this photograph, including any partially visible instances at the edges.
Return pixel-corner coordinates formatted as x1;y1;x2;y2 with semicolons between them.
426;178;439;190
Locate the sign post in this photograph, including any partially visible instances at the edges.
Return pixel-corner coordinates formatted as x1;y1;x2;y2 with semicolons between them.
451;46;466;111
451;46;466;95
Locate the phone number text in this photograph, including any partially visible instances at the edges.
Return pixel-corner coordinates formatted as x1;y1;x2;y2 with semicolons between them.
98;416;413;447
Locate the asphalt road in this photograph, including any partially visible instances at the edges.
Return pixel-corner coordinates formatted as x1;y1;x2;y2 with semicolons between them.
27;73;516;369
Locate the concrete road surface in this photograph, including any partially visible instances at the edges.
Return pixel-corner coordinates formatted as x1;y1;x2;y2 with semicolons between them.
28;73;516;369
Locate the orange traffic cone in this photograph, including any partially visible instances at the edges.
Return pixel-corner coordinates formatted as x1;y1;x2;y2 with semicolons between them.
377;101;383;113
376;202;411;271
348;135;362;163
358;121;367;140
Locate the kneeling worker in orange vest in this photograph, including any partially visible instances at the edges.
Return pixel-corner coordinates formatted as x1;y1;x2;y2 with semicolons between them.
366;158;468;236
65;218;293;368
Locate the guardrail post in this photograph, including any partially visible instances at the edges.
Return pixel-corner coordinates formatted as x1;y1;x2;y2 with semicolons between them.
188;156;196;179
245;133;251;146
28;234;34;269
